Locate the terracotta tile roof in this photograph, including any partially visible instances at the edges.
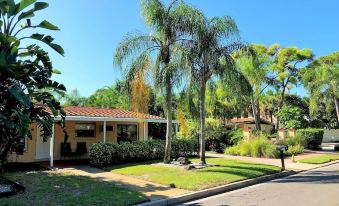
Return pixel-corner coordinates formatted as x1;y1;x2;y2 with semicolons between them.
227;117;272;125
46;106;164;120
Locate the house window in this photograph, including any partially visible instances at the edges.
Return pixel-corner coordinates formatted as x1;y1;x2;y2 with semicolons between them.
101;125;113;132
117;124;138;142
75;123;96;137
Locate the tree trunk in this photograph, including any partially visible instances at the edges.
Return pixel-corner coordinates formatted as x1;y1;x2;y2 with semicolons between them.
334;97;339;123
276;83;286;130
199;79;206;164
0;139;14;175
164;80;173;164
251;96;261;130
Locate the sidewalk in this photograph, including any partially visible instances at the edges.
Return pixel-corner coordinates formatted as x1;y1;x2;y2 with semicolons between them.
53;165;189;201
206;151;339;171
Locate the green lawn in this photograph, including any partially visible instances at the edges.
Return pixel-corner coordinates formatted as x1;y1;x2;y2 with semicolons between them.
299;154;339;164
106;157;280;191
1;171;148;206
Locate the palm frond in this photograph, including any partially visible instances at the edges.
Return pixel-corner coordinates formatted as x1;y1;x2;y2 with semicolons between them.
114;33;160;67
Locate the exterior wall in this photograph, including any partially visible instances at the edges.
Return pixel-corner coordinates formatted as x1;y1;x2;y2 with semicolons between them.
323;129;339;143
9;120;149;163
7;124;38;163
225;123;273;134
54;120;148;160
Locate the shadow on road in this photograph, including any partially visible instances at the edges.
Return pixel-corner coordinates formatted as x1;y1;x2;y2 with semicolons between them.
272;170;339;184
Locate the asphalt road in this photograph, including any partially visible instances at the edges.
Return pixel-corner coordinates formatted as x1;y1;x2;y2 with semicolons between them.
181;163;339;206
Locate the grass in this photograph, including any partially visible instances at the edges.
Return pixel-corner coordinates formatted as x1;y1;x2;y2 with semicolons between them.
1;171;148;206
106;157;280;191
299;154;339;164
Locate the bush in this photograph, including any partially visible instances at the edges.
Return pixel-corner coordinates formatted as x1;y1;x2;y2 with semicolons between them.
225;136;279;158
225;145;240;156
296;129;324;149
187;118;233;153
228;128;244;145
284;145;304;156
282;134;305;156
89;139;198;167
285;134;305;147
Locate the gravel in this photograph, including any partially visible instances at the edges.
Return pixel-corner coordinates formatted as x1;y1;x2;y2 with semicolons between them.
0;184;12;193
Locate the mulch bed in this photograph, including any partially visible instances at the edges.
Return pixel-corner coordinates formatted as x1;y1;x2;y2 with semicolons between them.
0;176;25;198
4;162;45;172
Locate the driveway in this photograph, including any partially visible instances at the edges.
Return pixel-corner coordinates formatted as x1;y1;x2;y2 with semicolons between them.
181;163;339;206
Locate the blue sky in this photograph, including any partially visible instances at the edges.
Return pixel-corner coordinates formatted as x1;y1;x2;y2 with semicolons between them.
28;0;339;97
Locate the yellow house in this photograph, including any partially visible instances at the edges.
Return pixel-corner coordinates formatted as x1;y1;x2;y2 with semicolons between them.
8;106;177;167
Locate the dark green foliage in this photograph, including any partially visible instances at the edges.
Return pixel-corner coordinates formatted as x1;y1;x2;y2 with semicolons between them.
0;0;66;173
276;105;307;129
204;125;230;153
228;128;244;145
89;139;198;167
296;129;324;149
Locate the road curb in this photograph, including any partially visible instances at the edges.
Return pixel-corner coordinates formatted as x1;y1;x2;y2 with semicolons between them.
137;170;296;206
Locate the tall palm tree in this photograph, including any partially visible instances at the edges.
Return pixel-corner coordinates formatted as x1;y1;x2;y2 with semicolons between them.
186;15;251;164
302;52;339;123
114;0;202;163
233;44;278;130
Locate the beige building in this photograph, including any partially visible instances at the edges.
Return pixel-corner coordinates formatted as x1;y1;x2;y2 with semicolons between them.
225;117;274;134
8;106;176;167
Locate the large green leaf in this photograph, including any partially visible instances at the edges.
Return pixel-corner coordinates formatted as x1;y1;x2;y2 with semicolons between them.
0;0;16;15
37;20;59;30
9;85;31;107
15;0;36;14
29;33;64;55
52;69;61;74
18;10;35;20
33;1;48;11
49;43;64;55
17;2;48;20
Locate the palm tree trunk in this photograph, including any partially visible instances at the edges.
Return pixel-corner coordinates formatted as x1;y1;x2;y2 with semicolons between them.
164;80;172;164
276;83;286;130
251;96;261;130
199;79;206;164
334;97;339;123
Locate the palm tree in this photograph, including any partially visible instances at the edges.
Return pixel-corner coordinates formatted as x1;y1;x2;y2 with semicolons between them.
114;0;202;163
186;15;251;164
233;44;278;130
302;52;339;123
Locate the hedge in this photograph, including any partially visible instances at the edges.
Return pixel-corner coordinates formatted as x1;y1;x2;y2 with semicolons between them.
296;129;324;149
89;139;199;167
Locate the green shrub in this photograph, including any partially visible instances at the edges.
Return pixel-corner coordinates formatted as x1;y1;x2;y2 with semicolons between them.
229;128;244;145
296;129;324;149
284;145;304;156
89;139;198;167
285;134;305;147
225;136;279;158
225;145;240;156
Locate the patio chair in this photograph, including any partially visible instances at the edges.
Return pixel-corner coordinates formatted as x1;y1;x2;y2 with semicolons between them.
75;142;87;159
60;142;72;160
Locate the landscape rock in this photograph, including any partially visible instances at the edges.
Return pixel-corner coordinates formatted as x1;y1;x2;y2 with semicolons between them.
177;157;191;165
184;165;195;170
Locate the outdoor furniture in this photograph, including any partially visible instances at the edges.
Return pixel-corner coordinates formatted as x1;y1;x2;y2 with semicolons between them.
60;142;73;160
75;142;87;159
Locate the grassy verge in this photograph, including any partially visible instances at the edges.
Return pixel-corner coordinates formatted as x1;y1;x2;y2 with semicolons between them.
106;157;280;191
1;171;148;206
299;154;339;164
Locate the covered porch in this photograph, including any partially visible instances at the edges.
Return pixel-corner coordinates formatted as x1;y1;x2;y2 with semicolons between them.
48;115;178;168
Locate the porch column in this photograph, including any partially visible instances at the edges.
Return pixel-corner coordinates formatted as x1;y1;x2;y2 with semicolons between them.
103;121;107;143
175;123;178;139
49;123;55;168
143;122;147;141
